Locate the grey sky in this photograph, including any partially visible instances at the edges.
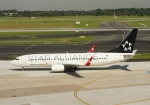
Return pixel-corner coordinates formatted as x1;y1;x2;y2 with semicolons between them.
0;0;150;11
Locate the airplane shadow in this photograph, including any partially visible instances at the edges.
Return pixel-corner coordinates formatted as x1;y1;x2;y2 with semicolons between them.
10;68;84;78
77;65;130;71
64;70;84;78
50;65;130;78
51;71;84;78
10;68;50;71
10;65;130;78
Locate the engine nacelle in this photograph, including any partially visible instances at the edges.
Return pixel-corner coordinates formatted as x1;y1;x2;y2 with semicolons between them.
51;64;65;72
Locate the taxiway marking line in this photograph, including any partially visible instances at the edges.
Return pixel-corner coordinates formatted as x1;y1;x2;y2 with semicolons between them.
115;70;149;105
74;74;112;105
24;45;35;50
115;98;150;105
122;30;126;41
74;70;146;105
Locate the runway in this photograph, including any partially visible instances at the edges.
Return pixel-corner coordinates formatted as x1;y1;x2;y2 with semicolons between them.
0;60;150;105
0;29;150;60
0;40;150;60
0;28;150;32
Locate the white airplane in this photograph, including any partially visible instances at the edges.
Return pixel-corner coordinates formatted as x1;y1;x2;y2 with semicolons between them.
10;29;138;72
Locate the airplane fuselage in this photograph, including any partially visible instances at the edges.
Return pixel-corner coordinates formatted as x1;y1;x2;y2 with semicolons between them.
11;53;133;67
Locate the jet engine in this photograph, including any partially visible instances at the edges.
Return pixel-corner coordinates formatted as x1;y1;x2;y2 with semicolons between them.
51;64;64;72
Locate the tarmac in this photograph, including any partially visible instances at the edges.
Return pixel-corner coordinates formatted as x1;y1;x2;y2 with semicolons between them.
1;29;150;60
0;60;150;105
1;28;150;60
0;24;150;105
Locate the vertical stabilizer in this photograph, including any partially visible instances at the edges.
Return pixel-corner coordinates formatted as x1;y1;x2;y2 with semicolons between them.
108;28;138;53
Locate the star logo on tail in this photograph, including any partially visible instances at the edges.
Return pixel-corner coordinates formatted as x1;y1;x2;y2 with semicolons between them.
122;41;132;51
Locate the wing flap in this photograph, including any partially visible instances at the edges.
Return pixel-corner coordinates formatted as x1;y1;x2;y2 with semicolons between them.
55;56;93;67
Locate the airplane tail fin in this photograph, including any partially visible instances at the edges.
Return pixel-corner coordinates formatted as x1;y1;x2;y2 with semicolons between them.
108;28;138;53
89;44;96;53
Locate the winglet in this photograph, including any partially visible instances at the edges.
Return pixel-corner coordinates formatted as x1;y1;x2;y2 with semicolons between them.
85;57;93;66
89;44;96;53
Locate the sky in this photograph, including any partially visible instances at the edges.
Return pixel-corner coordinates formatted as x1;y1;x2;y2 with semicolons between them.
0;0;150;11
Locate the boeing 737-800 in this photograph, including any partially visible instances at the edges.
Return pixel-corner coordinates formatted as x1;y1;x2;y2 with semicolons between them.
11;29;138;72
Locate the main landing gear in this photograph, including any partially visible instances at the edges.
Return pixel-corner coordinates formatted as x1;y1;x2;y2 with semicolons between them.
72;67;77;72
22;67;25;71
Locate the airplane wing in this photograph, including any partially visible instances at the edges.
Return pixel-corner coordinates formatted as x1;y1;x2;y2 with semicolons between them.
55;45;95;67
56;62;84;67
56;56;93;67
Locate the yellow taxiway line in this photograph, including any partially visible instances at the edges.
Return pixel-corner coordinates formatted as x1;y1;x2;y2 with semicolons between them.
74;74;112;105
115;98;150;105
74;70;147;105
24;45;35;50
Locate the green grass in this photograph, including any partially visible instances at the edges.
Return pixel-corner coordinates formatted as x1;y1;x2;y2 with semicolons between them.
0;36;96;46
9;55;18;59
126;21;150;27
133;52;150;59
0;31;81;37
0;16;115;28
1;16;150;28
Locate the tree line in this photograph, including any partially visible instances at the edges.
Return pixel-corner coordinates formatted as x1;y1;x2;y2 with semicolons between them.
0;8;150;17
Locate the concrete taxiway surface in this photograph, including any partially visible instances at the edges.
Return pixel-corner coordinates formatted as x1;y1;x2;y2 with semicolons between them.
0;60;150;105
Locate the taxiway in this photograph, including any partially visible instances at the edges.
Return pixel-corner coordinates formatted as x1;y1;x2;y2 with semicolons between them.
0;60;150;105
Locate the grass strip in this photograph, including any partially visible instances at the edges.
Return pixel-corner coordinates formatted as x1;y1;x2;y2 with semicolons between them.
0;36;96;46
0;31;81;37
133;52;150;59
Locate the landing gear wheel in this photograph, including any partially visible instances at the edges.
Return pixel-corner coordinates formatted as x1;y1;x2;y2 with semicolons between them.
72;67;77;72
23;67;25;71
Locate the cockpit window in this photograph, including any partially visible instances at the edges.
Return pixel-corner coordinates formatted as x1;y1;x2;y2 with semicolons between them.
15;58;19;60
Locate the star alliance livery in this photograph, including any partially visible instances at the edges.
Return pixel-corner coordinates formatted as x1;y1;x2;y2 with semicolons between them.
11;29;138;72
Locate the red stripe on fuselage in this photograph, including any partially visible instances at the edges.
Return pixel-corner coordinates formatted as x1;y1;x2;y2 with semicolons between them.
85;57;93;66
